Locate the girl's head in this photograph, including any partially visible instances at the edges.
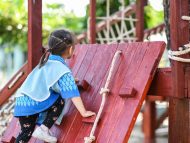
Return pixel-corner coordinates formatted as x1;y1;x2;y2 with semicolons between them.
39;29;76;68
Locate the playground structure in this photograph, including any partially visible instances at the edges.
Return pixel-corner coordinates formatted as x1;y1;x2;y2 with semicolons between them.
0;0;190;143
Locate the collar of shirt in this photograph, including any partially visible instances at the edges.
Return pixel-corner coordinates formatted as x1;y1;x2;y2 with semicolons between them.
49;54;66;65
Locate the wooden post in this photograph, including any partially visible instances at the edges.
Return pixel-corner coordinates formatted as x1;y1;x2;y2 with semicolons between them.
143;101;156;143
135;0;146;41
89;0;96;44
28;0;42;72
169;0;190;143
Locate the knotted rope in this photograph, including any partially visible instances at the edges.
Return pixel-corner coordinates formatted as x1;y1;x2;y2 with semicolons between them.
168;43;190;62
84;50;122;143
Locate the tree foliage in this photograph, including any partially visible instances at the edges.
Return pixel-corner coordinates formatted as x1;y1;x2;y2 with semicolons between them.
0;1;86;52
0;0;163;53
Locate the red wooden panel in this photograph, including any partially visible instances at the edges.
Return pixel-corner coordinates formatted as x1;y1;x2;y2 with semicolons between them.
95;43;140;142
2;42;165;143
73;44;118;142
108;42;164;143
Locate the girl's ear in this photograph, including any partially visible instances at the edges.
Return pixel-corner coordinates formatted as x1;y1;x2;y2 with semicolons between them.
68;46;74;58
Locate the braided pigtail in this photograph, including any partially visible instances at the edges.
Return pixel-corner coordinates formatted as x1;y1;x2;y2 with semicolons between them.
38;48;52;68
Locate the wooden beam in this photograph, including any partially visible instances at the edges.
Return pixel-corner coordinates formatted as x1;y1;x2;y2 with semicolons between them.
28;0;42;71
0;63;28;106
142;101;156;143
169;0;190;143
148;68;172;97
135;0;145;41
89;0;96;44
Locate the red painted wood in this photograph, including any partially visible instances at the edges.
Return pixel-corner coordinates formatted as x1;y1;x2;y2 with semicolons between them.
142;101;156;143
77;80;90;91
0;63;28;106
2;42;165;143
146;95;167;102
169;0;190;143
89;0;96;44
58;44;99;142
96;43;140;142
147;68;172;97
135;0;145;41
1;118;17;143
107;42;165;143
28;0;42;71
144;23;165;39
74;44;118;142
82;115;97;124
119;87;137;98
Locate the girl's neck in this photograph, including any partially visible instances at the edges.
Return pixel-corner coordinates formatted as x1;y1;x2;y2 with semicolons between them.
61;54;68;59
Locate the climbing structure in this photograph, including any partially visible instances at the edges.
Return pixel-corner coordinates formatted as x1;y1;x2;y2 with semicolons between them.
1;0;190;143
2;42;165;143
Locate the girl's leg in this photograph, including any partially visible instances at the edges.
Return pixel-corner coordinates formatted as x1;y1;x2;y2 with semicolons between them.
16;114;38;143
42;96;65;128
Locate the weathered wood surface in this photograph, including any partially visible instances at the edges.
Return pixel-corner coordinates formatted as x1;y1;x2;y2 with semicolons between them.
1;42;165;143
169;0;190;143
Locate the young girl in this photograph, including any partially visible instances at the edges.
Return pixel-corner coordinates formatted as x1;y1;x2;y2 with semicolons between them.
14;29;95;143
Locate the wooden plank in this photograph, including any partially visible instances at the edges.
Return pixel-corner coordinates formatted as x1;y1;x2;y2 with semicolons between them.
107;42;165;143
96;43;140;142
0;63;28;106
28;0;42;71
97;42;147;142
147;68;172;97
58;44;99;142
72;44;118;143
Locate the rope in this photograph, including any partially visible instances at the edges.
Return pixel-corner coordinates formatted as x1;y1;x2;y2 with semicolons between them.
181;16;190;21
84;50;122;143
168;43;190;62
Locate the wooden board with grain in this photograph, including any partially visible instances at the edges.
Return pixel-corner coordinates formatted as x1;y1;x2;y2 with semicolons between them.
1;42;165;143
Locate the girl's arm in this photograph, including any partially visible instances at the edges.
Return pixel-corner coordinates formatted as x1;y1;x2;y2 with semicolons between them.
71;96;95;117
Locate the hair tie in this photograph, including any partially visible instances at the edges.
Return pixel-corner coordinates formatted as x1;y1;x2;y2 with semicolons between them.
51;35;63;42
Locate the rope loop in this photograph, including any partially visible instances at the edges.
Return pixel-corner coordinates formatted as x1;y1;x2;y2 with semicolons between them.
182;16;190;21
168;43;190;63
84;136;95;143
99;87;110;95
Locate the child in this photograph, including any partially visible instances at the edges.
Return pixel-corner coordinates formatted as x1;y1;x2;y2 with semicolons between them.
14;29;95;143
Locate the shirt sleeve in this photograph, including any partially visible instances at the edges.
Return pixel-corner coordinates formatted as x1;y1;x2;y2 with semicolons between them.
57;72;80;99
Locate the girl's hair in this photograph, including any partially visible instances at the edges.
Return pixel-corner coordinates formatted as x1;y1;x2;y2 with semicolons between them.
39;29;76;68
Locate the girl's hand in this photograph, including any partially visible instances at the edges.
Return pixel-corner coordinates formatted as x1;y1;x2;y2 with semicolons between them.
82;111;96;118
